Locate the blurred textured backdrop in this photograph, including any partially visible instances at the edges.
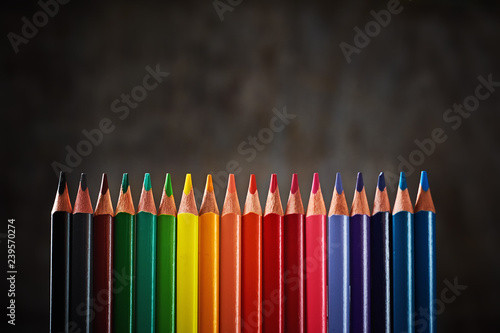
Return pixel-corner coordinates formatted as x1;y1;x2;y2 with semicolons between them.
2;0;500;331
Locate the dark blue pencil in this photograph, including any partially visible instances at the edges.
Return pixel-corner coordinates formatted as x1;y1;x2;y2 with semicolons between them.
371;173;391;333
327;173;349;333
392;172;414;333
414;171;436;333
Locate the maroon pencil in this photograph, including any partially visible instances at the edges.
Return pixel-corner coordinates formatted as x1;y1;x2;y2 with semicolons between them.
284;174;305;333
93;174;114;333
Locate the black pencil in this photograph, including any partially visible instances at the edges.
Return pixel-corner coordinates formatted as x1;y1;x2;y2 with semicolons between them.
70;173;94;333
50;171;72;333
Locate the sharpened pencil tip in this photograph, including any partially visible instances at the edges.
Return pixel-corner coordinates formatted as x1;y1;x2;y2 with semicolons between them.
312;173;320;194
377;172;386;191
270;174;278;193
100;173;108;194
290;173;299;194
399;172;407;190
420;171;429;191
121;173;129;193
335;172;343;194
80;173;87;191
206;174;214;192
228;174;236;193
57;171;66;195
356;172;364;192
184;174;193;195
165;173;173;196
143;173;152;191
249;174;257;194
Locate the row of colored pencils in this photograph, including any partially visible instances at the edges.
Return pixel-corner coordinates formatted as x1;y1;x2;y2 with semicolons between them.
50;171;435;333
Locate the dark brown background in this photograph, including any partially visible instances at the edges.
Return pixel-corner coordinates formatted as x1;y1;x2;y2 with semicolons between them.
2;0;499;331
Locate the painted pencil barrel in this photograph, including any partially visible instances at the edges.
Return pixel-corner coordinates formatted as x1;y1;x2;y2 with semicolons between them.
113;212;135;333
284;213;305;333
350;214;370;333
176;212;199;333
199;212;220;333
392;211;414;333
327;214;349;333
70;213;93;333
136;211;157;333
241;212;262;332
50;211;71;333
370;211;391;333
414;211;436;333
93;214;114;333
156;213;176;333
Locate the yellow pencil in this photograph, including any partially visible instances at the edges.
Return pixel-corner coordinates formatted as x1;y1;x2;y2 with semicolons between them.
177;174;199;332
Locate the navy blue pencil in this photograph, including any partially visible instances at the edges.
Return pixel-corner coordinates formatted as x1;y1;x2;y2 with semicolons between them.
370;173;391;333
327;173;349;333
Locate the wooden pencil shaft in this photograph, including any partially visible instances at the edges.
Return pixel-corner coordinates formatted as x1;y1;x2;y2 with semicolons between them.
70;212;93;333
50;211;71;333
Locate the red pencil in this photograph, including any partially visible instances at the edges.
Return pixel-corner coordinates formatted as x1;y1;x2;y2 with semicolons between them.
241;175;262;332
284;174;305;333
262;174;284;333
305;173;327;332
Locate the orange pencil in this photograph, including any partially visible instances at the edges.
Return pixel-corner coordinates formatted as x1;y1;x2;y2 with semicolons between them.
198;175;220;333
220;174;242;332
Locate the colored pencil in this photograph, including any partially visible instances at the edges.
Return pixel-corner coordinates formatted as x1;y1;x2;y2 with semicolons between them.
50;171;71;333
262;174;284;332
284;173;305;333
199;175;220;333
392;172;414;333
327;173;349;333
220;174;242;332
414;171;436;333
113;173;136;333
305;173;327;332
177;174;199;333
370;172;391;333
350;172;371;333
70;173;93;333
136;173;157;333
93;174;114;333
241;174;262;332
157;173;177;333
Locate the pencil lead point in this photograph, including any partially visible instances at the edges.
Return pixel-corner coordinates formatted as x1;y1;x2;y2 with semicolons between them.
206;174;214;192
183;174;193;195
165;173;173;196
249;174;257;194
377;172;386;191
335;172;343;194
270;174;278;193
80;173;87;191
399;172;407;190
290;173;299;194
311;173;320;194
121;173;129;193
100;173;108;194
143;173;152;191
57;171;66;195
356;172;364;192
228;174;236;193
420;171;429;191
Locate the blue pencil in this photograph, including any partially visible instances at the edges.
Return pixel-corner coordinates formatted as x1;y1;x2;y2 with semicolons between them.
370;173;391;333
414;171;436;333
327;173;349;333
392;172;414;333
